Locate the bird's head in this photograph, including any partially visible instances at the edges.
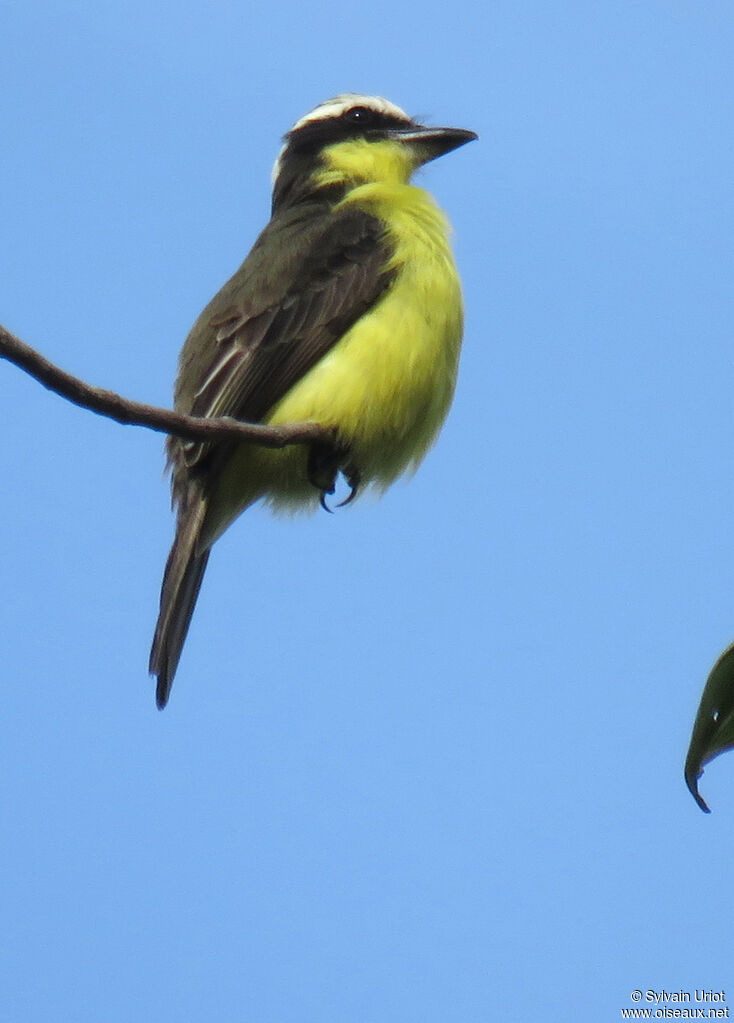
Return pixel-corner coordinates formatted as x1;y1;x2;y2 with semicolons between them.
271;94;476;212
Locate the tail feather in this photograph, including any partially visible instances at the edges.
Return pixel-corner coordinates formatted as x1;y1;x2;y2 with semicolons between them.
150;497;210;709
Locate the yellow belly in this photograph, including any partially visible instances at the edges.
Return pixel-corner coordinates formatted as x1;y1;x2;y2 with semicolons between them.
203;183;463;545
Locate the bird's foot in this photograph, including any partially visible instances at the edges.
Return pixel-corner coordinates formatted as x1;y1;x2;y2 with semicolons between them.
336;465;362;507
308;438;361;513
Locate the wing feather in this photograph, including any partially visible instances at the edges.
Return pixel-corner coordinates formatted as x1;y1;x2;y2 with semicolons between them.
175;205;393;475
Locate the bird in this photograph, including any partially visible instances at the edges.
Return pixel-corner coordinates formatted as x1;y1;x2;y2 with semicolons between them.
149;93;476;708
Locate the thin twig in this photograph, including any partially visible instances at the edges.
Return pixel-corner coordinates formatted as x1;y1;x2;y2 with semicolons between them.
0;324;331;449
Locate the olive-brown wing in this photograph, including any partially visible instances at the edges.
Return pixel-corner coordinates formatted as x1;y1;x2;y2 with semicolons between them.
176;206;394;473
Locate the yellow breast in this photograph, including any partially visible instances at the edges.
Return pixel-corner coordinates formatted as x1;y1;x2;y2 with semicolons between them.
269;184;461;478
204;180;463;538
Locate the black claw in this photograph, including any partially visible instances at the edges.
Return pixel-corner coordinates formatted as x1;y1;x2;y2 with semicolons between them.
308;439;340;510
336;465;362;508
308;439;361;513
336;475;361;508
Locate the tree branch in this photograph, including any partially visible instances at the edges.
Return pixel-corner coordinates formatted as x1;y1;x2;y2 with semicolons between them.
0;324;331;449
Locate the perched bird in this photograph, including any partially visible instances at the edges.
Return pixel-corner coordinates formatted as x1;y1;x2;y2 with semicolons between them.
150;94;476;707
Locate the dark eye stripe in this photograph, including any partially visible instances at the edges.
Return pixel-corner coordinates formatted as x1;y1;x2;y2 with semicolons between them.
344;106;372;124
288;110;411;150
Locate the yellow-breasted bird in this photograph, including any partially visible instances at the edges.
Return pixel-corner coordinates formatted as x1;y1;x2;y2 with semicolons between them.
150;94;476;707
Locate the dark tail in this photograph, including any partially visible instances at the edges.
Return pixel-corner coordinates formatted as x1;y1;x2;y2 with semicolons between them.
149;497;210;709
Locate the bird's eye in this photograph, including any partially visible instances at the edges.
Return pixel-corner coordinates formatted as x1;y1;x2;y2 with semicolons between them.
344;106;373;125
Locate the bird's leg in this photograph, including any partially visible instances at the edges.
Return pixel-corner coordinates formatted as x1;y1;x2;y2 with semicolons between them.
307;438;361;512
308;438;343;513
336;462;362;507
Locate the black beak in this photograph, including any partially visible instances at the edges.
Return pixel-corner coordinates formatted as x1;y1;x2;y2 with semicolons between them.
383;124;478;164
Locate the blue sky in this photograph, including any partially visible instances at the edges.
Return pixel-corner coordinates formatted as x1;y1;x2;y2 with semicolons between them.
2;1;734;1020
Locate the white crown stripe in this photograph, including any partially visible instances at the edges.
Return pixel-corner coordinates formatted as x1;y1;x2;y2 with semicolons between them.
290;94;409;132
271;95;411;185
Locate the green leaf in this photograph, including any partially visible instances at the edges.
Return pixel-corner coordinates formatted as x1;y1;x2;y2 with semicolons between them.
685;642;734;813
